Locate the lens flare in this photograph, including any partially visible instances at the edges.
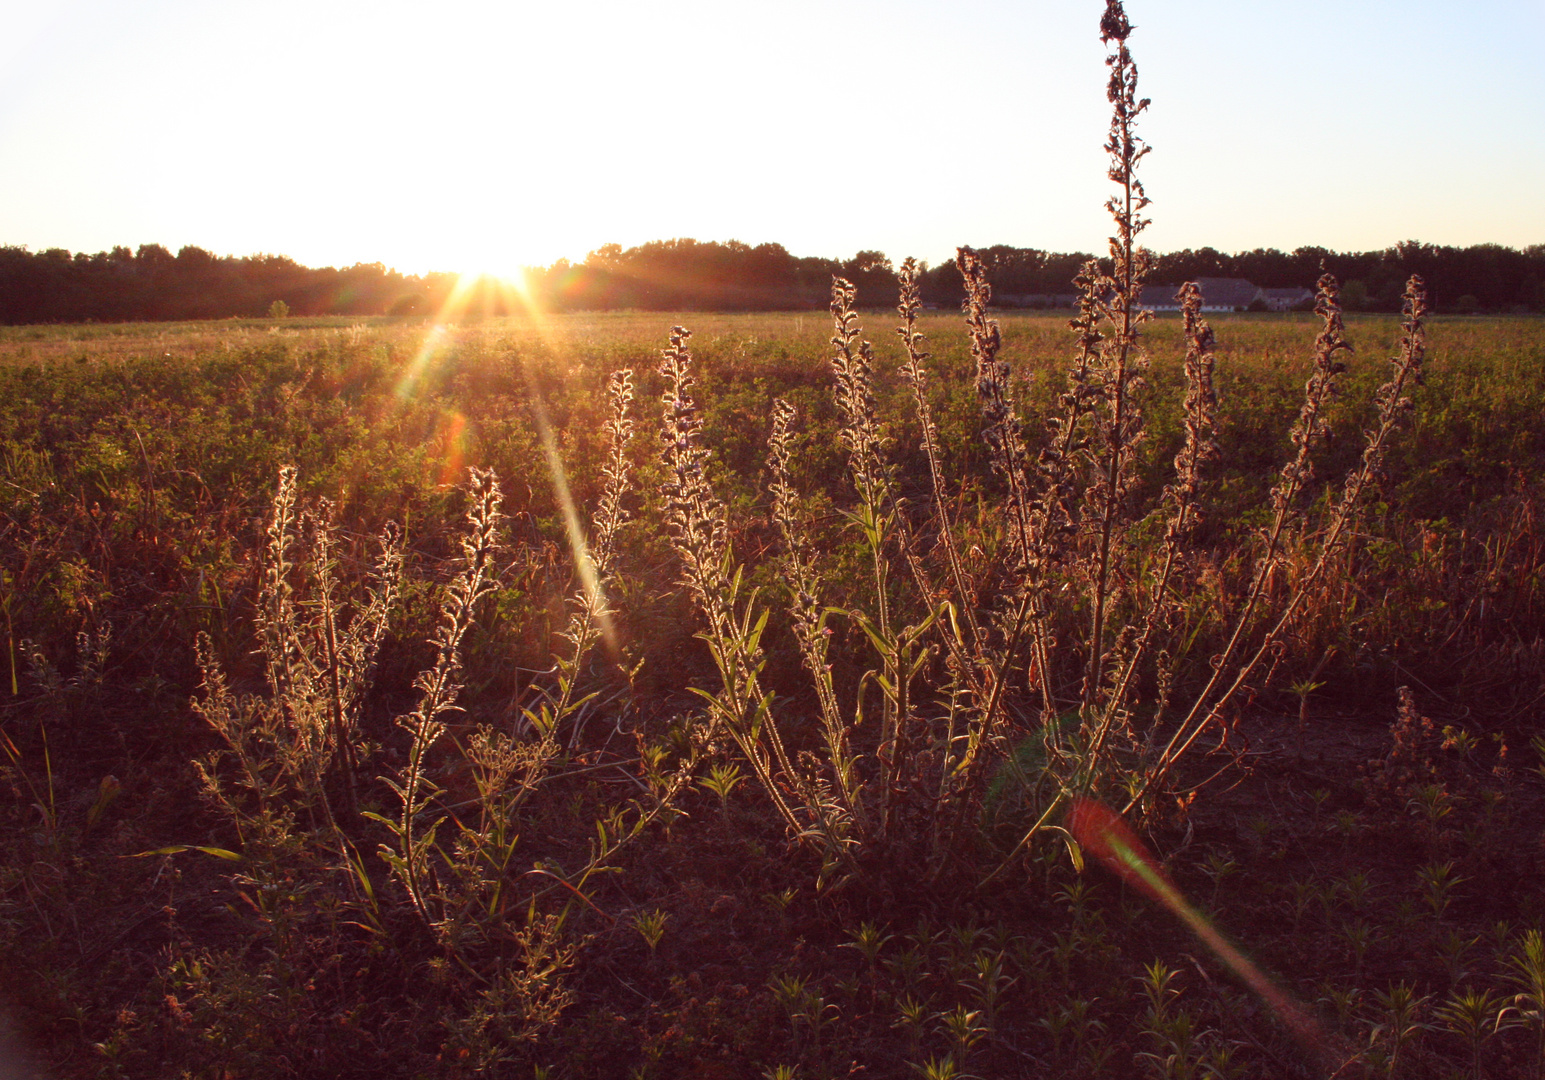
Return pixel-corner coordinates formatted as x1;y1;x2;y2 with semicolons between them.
387;267;622;660
434;409;469;488
1067;797;1326;1059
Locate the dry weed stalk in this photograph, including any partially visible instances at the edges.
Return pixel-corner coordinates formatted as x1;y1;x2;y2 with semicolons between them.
437;367;700;937
1140;274;1428;805
955;249;1066;749
660;327;856;878
522;368;636;760
193;465;402;848
374;467;502;925
827;279;949;840
897;259;985;669
768;398;862;828
750;0;1429;882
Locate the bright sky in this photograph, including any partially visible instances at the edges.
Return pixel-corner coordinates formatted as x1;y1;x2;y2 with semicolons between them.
1;0;1541;277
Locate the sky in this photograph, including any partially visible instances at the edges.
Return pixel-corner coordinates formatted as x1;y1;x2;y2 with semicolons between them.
1;0;1541;278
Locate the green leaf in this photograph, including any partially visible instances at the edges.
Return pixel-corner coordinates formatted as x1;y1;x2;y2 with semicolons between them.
133;844;243;862
359;810;401;833
852;615;893;659
744;606;771;653
686;685;720;708
1063;837;1085;874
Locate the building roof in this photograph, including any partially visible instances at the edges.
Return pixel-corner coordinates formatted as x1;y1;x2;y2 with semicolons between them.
1140;277;1271;309
1139;284;1183;308
1190;278;1264;308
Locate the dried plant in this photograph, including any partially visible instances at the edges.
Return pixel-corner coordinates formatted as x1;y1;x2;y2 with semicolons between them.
193;465;402;849
957;245;1053;725
768;398;861;827
1081;0;1155;718
896;258;985;669
518;368;637;768
1143;274;1427;803
826;278;944;841
729;0;1432;884
659;326;855;879
373;467;502;925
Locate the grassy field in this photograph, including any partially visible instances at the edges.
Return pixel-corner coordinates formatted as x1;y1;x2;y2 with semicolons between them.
2;301;1545;1079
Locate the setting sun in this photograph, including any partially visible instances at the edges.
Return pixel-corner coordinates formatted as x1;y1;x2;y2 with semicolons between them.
3;0;1539;273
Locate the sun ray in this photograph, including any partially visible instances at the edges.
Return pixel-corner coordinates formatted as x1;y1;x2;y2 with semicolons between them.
524;370;620;660
387;261;618;657
395;322;451;402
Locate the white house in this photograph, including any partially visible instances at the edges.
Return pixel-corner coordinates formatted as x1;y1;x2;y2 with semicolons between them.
1261;287;1314;311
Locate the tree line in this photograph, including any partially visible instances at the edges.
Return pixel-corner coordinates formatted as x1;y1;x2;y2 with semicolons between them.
2;237;1541;325
0;244;444;324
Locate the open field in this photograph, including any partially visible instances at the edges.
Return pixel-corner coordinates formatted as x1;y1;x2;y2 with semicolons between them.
3;305;1545;1079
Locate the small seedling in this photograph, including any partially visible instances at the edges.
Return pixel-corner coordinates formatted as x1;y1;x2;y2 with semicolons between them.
631;908;668;958
698;761;744;811
1434;986;1517;1080
1407;782;1456;828
884;945;928;988
1372;982;1429;1079
1318;981;1362;1026
946;921;987;959
1284;880;1317;931
1505;929;1545;1078
1436;929;1477;982
962;950;1015;1031
893;992;929;1056
1478;787;1506;824
1200;849;1240;907
1335;870;1376;912
936;1004;986;1061
1341;918;1376;971
1051;997;1105;1056
907;1054;972;1080
763;887;797;918
769;973;810;1021
841;920;892;975
1441;724;1479;757
1417;860;1465;919
1289;674;1326;756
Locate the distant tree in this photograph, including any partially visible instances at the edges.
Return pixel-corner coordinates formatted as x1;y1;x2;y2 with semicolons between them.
1520;274;1544;312
268;299;290;319
1;239;1542;324
834;250;895;308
